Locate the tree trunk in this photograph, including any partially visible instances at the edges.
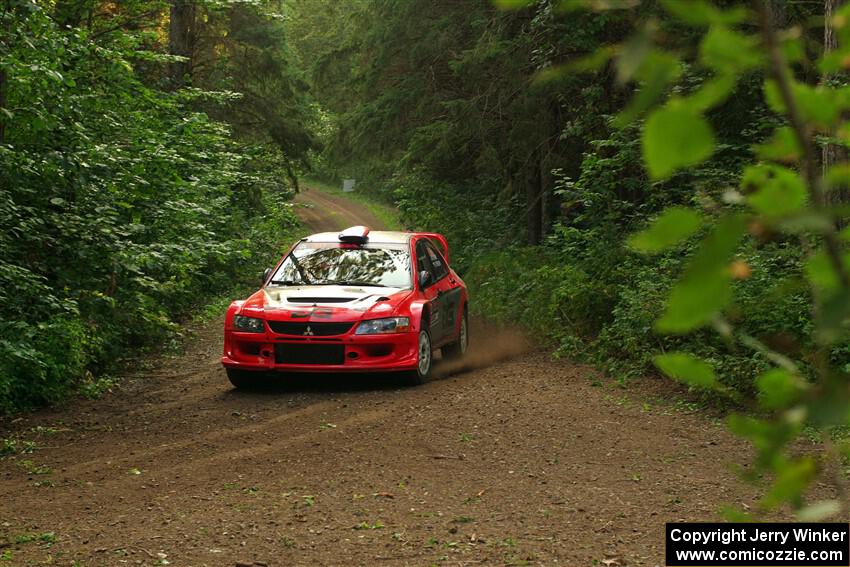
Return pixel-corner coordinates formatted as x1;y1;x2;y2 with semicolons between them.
0;68;6;145
538;101;560;238
823;0;848;205
525;166;543;245
0;1;7;145
825;0;840;55
168;0;195;86
539;147;555;239
769;0;785;28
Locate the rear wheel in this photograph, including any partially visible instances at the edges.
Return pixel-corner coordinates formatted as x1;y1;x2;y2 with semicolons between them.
441;310;468;361
402;328;433;385
226;368;263;389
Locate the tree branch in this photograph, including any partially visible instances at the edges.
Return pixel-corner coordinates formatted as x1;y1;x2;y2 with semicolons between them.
757;0;850;289
89;8;162;41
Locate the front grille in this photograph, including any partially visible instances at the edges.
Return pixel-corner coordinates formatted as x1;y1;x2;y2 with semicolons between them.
275;343;345;365
267;321;355;336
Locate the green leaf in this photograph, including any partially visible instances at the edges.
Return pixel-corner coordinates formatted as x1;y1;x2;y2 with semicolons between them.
727;414;801;470
654;352;719;389
658;274;732;333
818;48;850;74
720;506;754;522
753;127;801;163
762;457;816;508
777;212;833;234
615;24;653;84
493;0;536;9
816;290;850;344
827;164;850;188
660;0;748;27
557;0;639;12
700;26;762;74
756;369;803;410
833;3;850;46
806;251;835;291
741;164;807;218
657;214;746;333
685;73;736;112
534;46;617;83
807;378;850;425
781;36;805;64
642;101;716;179
764;80;840;128
628;207;702;253
615;51;682;126
805;249;850;294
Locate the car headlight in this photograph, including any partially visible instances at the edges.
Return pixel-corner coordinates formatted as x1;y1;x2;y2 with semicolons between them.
355;317;410;335
233;314;265;333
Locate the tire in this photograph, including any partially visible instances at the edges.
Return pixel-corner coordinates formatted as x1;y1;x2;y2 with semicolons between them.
226;368;263;389
441;309;468;361
402;328;433;385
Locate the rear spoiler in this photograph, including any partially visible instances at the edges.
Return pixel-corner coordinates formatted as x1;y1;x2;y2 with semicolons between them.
419;233;450;263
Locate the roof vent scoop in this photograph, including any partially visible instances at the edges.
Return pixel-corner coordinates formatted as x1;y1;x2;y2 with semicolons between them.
338;225;370;244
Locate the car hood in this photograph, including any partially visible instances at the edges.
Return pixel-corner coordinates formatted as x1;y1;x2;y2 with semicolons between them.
239;284;412;322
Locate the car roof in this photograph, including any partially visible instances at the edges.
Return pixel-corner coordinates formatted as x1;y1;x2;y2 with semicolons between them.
303;230;414;245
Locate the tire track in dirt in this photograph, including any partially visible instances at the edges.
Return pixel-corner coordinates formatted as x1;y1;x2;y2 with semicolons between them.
0;186;815;567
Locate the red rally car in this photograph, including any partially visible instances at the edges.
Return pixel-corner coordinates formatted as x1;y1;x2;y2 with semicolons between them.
221;226;469;388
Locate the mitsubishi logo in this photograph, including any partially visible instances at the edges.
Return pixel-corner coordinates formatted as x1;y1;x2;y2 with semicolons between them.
303;325;314;336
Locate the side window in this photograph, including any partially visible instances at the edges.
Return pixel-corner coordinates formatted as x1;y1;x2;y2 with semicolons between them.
424;241;448;281
415;241;436;285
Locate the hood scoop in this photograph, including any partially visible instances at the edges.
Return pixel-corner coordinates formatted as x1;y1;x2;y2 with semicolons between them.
287;297;354;304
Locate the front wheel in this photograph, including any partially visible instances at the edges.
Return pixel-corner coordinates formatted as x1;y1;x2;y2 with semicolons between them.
226;368;263;389
402;328;433;385
441;310;468;361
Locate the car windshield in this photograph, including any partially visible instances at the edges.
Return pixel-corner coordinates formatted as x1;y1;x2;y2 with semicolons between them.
270;242;412;288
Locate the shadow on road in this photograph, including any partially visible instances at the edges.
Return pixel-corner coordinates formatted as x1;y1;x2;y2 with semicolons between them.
218;320;531;397
219;371;408;396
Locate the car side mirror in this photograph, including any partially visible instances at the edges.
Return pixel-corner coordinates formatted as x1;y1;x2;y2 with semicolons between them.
262;267;272;286
418;270;432;289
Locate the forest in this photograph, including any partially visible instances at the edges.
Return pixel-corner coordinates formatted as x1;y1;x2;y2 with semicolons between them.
4;0;850;523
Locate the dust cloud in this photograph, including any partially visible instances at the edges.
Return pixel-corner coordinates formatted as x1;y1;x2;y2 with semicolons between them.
434;318;531;378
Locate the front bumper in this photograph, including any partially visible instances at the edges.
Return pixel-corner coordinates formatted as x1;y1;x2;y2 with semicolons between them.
221;329;419;373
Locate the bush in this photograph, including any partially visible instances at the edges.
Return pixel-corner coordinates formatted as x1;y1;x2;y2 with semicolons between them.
0;6;300;412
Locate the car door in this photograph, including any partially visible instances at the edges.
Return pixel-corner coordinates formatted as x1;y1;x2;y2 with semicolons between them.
415;240;442;339
422;240;461;345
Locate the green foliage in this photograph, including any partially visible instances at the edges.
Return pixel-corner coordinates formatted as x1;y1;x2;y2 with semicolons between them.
289;0;628;244
628;207;702;253
653;352;719;390
755;369;804;411
0;2;303;412
196;1;319;187
743;164;807;218
395;173;524;272
294;0;850;519
657;214;746;333
597;0;850;517
643;102;716;179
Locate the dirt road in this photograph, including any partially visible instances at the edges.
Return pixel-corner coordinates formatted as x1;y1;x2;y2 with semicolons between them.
293;186;385;233
0;186;769;566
